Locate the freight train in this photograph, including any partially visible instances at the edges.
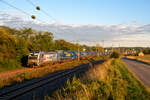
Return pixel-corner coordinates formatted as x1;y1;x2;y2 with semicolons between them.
27;50;99;67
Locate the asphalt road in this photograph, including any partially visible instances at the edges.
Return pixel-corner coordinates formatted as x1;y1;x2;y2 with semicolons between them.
122;58;150;88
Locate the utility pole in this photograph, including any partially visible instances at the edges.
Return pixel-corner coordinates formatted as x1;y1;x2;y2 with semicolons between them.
102;40;104;55
119;43;120;54
112;43;113;53
76;41;80;61
96;42;100;56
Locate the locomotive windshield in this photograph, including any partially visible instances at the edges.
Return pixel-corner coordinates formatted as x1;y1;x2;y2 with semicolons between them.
28;52;39;59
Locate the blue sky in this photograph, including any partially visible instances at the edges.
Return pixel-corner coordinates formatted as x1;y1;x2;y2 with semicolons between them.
0;0;150;47
0;0;150;25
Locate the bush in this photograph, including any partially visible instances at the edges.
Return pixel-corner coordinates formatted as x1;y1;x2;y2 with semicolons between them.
143;49;150;54
0;59;21;71
110;51;120;58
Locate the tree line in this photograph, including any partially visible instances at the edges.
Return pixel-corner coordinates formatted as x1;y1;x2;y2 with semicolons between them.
0;26;102;69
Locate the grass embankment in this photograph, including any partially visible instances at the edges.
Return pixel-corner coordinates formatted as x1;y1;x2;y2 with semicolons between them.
126;55;150;65
50;59;150;100
0;56;103;89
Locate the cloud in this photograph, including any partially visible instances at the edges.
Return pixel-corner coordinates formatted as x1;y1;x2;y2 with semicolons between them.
0;12;150;47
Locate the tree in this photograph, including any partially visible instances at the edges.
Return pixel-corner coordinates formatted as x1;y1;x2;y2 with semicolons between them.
110;51;120;58
20;28;35;40
32;31;53;51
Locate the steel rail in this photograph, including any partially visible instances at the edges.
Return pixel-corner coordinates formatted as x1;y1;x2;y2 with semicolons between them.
0;64;88;100
0;59;105;100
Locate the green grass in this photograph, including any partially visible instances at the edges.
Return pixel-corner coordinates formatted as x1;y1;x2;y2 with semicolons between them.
111;59;150;100
49;59;150;100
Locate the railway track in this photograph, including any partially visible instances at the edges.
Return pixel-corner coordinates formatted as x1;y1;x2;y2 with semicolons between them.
0;59;105;100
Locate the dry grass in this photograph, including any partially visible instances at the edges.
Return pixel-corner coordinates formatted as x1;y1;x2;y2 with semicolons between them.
83;59;112;81
0;57;103;89
50;59;150;100
126;55;150;64
50;60;112;100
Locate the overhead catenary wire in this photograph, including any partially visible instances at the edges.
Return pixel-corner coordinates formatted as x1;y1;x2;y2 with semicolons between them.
2;0;149;47
25;0;59;23
0;0;85;42
0;0;31;16
0;0;74;39
25;0;80;39
0;0;50;24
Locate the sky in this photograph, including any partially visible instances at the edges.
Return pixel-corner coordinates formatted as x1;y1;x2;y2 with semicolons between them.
0;0;150;47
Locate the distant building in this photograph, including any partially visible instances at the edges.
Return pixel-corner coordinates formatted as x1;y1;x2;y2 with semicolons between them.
138;52;144;56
